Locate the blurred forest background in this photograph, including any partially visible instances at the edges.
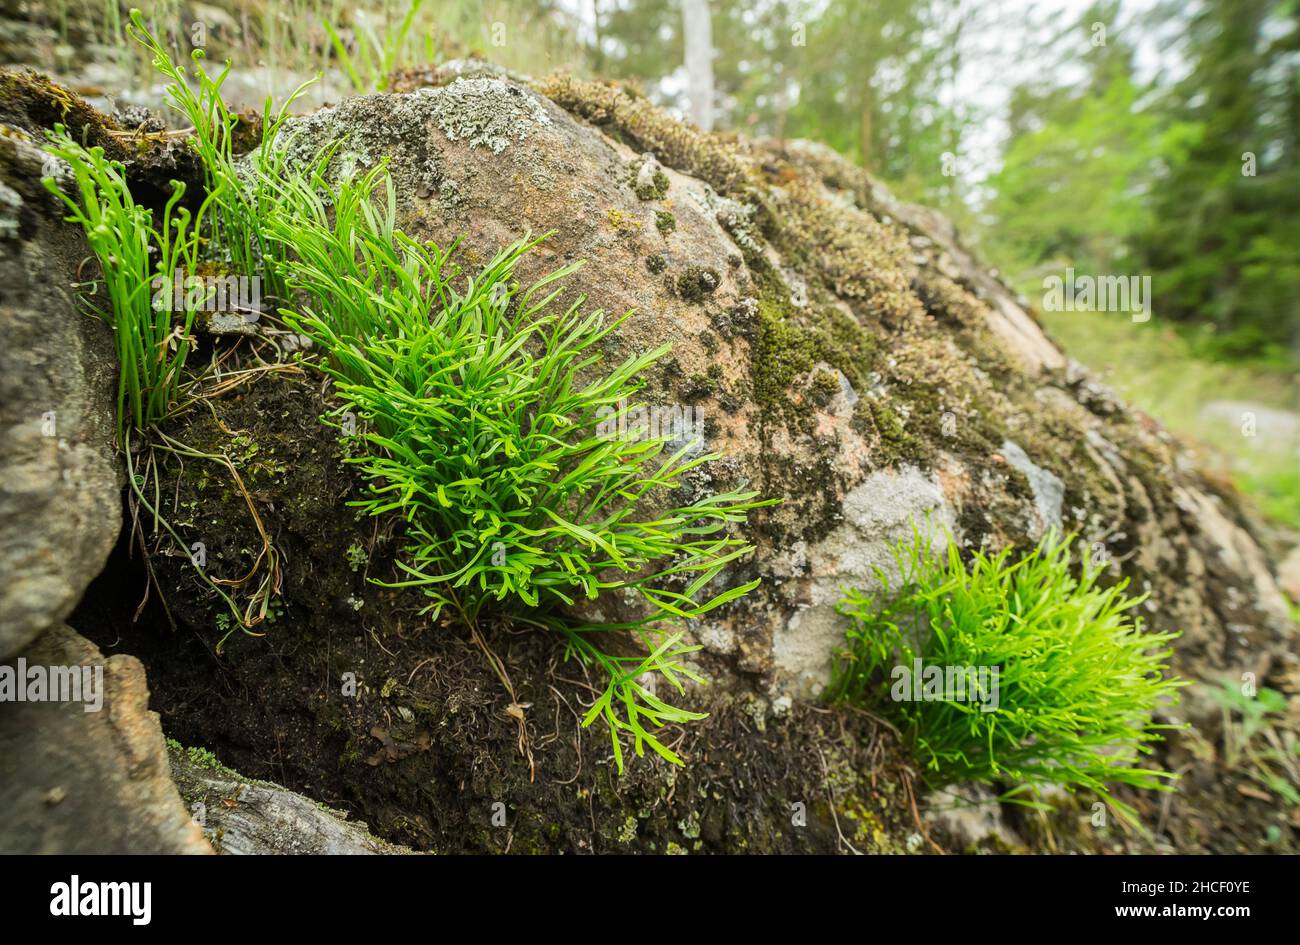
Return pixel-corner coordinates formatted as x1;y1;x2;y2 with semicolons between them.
7;0;1300;531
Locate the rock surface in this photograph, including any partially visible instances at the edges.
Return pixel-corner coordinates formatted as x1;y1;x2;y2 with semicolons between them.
1280;545;1300;604
0;128;121;661
168;744;414;855
268;71;1296;703
0;625;212;854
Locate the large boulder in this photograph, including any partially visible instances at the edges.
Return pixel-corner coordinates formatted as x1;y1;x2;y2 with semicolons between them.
3;66;1288;853
267;72;1296;699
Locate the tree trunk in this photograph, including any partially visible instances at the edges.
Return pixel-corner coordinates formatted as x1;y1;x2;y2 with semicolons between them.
681;0;714;130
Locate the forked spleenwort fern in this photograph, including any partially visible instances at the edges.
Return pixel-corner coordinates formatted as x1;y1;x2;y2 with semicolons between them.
44;10;774;772
262;157;775;771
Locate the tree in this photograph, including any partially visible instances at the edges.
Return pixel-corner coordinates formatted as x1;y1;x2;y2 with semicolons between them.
681;0;714;129
983;2;1166;279
598;0;974;213
1134;0;1300;357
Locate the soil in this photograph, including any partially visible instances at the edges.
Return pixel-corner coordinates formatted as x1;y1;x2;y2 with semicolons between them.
69;366;922;854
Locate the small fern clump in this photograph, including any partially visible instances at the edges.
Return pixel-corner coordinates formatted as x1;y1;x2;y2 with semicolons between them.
126;8;313;298
265;160;771;769
42;131;207;438
829;530;1185;818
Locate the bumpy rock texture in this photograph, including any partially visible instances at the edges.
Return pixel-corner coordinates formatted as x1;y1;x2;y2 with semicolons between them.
3;62;1295;854
0;128;120;661
0;625;211;854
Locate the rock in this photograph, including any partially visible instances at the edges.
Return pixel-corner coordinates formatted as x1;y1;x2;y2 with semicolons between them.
1171;485;1295;676
0;625;212;854
825;139;1067;375
168;744;415;855
0;128;121;661
388;57;531;93
262;72;1296;706
772;465;956;694
1001;439;1065;538
1200;400;1300;447
924;783;1022;851
1280;546;1300;604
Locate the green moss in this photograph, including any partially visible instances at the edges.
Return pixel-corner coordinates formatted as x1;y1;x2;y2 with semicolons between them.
677;265;720;303
817;306;878;387
605;207;638;232
748;264;882;434
810;369;840;406
851;398;924;467
167;739;237;775
617;815;639;843
752;294;819;420
538;74;747;195
655;210;677;235
634;167;670;201
683;372;716;400
646;252;667;274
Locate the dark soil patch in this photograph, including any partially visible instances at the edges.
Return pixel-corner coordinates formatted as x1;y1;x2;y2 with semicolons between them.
71;367;918;854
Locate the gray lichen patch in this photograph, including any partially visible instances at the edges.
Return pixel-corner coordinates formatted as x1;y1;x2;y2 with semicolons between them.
265;79;556;216
270;91;445;192
426;77;552;154
0;178;21;238
770;465;958;696
1000;439;1065;538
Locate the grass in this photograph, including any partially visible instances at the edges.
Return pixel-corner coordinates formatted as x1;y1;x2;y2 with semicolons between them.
828;528;1186;821
1209;680;1300;808
47;0;589;107
322;0;426;93
262;157;773;769
42;8;318;440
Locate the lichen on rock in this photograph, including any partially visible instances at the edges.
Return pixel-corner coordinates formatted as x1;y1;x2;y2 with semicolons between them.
6;62;1295;855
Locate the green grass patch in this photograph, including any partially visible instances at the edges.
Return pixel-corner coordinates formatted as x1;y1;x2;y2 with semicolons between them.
127;8;313;301
264;158;773;770
829;529;1186;820
42;130;205;438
